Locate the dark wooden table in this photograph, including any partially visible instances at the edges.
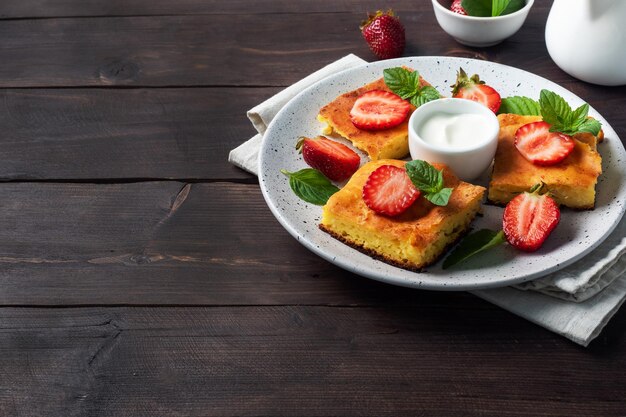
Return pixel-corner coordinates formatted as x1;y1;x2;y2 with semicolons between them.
0;1;624;416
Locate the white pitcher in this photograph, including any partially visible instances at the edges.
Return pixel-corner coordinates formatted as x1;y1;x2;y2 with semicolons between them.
545;0;626;86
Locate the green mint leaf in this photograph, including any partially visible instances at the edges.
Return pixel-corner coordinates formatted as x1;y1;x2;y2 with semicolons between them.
405;160;443;194
501;0;525;15
577;118;602;136
384;67;441;108
424;187;453;207
405;160;453;206
539;89;572;131
462;0;524;17
539;89;602;136
281;168;339;206
462;0;492;16
383;67;420;100
498;96;541;115
570;103;589;127
442;229;506;269
549;125;577;136
410;85;441;107
491;0;512;16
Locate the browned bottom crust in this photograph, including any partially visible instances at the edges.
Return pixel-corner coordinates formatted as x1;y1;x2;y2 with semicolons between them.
486;197;596;211
318;223;472;272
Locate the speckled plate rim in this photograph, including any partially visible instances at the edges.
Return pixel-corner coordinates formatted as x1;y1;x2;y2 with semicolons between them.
259;56;626;291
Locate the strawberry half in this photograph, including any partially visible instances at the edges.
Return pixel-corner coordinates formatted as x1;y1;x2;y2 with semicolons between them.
502;185;560;252
450;0;467;15
451;68;502;113
296;136;360;182
350;90;411;131
362;165;420;216
514;121;575;166
360;10;406;60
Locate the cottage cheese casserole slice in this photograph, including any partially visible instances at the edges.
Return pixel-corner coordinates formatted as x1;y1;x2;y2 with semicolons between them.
317;69;431;161
488;114;602;209
319;159;486;271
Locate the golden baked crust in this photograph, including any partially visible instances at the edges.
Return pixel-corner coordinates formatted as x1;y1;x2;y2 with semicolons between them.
488;114;602;209
317;72;430;161
319;159;486;271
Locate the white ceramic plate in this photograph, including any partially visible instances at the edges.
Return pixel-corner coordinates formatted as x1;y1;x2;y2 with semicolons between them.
259;57;626;290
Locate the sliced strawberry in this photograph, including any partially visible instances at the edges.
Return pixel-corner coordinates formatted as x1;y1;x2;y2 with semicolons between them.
503;186;560;252
350;90;411;131
296;136;360;182
451;68;501;113
450;0;467;15
362;165;420;216
515;121;575;166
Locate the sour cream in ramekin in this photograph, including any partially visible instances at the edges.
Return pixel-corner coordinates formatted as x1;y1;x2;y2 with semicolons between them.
408;98;500;181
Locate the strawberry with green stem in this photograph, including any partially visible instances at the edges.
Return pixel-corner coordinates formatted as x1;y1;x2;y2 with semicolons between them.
451;68;502;113
443;183;561;268
296;136;360;182
360;10;406;60
502;184;560;252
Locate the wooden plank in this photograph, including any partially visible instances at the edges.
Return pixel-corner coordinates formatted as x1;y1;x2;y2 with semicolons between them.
0;8;572;88
0;306;624;416
0;88;275;180
0;181;426;306
0;85;622;181
0;0;446;18
2;174;626;306
0;13;357;87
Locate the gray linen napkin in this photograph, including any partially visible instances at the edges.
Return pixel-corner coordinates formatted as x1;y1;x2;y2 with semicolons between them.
229;54;626;346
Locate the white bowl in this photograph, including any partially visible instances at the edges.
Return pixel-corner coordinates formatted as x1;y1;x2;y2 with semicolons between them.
431;0;534;47
408;98;499;181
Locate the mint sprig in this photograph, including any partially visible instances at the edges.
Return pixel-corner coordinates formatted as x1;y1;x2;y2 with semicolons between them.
281;168;339;205
405;160;453;206
495;0;525;16
498;90;601;137
491;0;512;16
497;96;540;116
461;0;525;17
538;90;601;136
383;67;441;108
442;229;506;269
461;0;491;16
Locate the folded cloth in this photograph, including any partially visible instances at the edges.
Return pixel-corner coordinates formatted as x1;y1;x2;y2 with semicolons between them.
229;54;365;175
513;222;626;302
228;53;626;346
229;133;263;176
472;271;626;346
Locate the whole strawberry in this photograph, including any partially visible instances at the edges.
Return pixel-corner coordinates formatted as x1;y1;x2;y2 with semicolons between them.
360;10;406;60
